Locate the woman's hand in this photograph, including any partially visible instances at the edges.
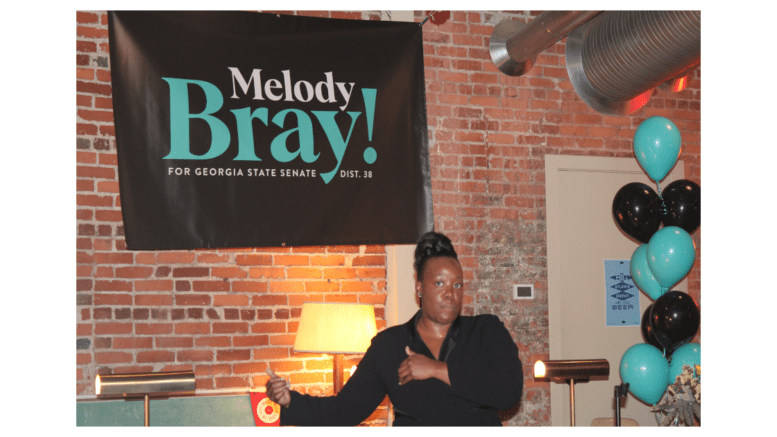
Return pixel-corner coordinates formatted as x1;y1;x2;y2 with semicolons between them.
265;367;291;408
397;346;450;386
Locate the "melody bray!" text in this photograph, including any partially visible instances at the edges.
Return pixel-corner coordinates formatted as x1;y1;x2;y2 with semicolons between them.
162;68;378;184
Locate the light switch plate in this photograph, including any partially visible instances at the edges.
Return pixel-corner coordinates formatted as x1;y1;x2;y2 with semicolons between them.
513;284;534;299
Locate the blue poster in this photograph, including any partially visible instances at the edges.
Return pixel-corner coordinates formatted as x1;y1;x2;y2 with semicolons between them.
604;260;640;327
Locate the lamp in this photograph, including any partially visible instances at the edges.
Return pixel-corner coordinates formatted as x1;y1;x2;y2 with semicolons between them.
95;370;195;426
293;302;377;394
534;359;609;426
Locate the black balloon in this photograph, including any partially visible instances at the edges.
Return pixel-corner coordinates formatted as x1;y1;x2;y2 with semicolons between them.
661;179;700;234
640;304;664;352
612;182;662;244
650;290;700;354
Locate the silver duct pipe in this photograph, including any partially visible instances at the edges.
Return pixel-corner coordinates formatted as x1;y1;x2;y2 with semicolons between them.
566;11;701;114
490;11;601;76
490;11;701;115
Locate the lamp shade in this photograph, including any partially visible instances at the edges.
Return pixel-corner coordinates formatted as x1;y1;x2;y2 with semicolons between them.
294;303;377;354
534;359;609;381
96;371;195;398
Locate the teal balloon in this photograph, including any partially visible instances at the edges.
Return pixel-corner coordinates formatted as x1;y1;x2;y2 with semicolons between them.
633;116;682;182
667;342;701;386
630;244;665;300
620;343;669;405
647;226;696;290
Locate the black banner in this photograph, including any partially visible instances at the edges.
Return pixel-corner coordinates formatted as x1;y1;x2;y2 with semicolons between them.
108;11;433;250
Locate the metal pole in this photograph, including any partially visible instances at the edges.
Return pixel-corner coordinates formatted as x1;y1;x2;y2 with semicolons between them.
144;394;150;426
615;386;621;426
333;354;344;394
569;378;576;426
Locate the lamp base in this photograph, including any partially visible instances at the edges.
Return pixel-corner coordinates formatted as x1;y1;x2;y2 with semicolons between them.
569;379;576;426
144;394;150;426
333;354;343;394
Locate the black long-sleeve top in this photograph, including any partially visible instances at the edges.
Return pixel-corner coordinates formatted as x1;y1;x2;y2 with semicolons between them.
280;310;523;426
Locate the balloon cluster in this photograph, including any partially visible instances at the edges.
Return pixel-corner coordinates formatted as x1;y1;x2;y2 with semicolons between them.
613;117;701;406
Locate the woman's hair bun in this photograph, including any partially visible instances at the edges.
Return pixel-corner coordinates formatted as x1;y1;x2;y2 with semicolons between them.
414;231;458;280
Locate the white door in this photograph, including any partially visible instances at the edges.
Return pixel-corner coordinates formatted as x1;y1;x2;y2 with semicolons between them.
545;155;687;426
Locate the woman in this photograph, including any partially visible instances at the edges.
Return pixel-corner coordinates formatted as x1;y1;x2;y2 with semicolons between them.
265;231;524;425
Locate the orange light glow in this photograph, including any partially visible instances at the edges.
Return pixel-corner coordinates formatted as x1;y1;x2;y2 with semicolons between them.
627;91;652;114
672;77;688;92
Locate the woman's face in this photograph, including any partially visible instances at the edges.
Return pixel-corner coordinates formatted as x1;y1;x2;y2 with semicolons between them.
416;257;464;325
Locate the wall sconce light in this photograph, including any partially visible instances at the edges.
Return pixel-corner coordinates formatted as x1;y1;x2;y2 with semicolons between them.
293;302;377;394
96;370;195;426
534;359;609;426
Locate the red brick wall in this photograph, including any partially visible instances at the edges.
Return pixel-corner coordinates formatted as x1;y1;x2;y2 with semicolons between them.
419;11;700;425
76;10;701;427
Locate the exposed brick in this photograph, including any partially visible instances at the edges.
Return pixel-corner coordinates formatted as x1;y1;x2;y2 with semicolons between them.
256;309;273;319
275;255;310;266
213;295;249;306
174;294;212;308
235;254;272;265
240;310;256;320
233;362;268;374
197;252;230;263
77;279;93;291
73;12;701;427
77;338;91;350
232;281;268;293
114;266;153;278
233;335;269;347
195;336;232;348
251;295;288;306
196;364;232;376
211;267;246;278
93;293;131;306
155;337;193;348
352;255;386;266
286;267;321;279
77;11;99;24
177;350;214;362
114;308;132;319
173;267;209;278
251;322;286;334
151;308;169;320
135;280;174;292
174;323;210;335
135;323;174;335
249;267;285;279
113;337;153;349
93;307;112;319
192;280;230;292
93;252;133;264
216;349;251;361
95;352;132;364
310;255;345;266
253;347;290;360
137;350;175;363
175;280;192;292
212;322;249;334
135;294;173;306
157;252;195;264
